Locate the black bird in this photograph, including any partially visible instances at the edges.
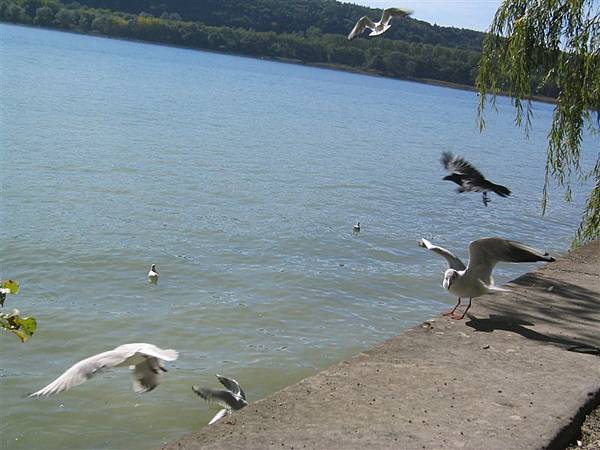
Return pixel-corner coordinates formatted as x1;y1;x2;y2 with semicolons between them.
441;151;511;206
192;374;248;425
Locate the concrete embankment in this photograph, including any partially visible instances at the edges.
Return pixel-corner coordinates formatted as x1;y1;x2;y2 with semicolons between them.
163;240;600;450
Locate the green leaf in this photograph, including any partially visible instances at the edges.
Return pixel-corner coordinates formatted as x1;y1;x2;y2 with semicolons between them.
11;317;37;343
0;310;37;343
1;279;20;295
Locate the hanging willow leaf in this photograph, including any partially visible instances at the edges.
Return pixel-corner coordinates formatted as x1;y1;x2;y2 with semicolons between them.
477;0;599;246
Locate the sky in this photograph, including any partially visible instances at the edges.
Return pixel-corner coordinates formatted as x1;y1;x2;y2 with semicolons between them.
347;1;504;31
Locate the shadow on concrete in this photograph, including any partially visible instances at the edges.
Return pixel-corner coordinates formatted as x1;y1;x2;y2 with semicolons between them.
465;315;600;356
465;271;600;356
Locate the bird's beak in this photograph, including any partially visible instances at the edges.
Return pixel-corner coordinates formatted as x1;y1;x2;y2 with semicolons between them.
443;278;452;290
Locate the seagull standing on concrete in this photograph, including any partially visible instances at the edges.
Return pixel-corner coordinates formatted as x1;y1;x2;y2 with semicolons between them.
148;264;159;283
441;152;511;206
347;7;412;40
193;374;248;425
29;343;178;397
419;237;555;319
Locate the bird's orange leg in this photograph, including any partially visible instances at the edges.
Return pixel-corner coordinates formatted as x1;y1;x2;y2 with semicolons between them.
452;298;472;320
443;298;461;316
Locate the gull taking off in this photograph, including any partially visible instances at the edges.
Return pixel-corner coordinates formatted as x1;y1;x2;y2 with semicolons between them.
347;7;412;40
193;374;248;425
29;343;178;397
148;264;159;283
419;238;555;319
441;152;511;206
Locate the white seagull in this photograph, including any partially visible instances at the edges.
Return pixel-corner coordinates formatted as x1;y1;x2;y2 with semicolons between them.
353;222;361;233
192;374;248;425
29;343;178;397
148;264;159;283
348;7;412;40
419;237;555;319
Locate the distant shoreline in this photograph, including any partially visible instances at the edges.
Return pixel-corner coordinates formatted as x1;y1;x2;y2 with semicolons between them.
2;21;556;106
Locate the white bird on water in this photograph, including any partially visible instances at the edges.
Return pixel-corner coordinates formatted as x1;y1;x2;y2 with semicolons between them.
192;374;248;425
28;343;178;397
347;7;412;40
353;222;361;233
148;264;159;283
419;237;555;319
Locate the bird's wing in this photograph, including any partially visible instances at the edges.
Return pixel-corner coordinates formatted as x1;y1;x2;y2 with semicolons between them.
131;358;162;393
467;238;555;283
192;386;240;410
208;409;230;425
441;152;486;180
381;7;412;24
216;374;245;399
117;343;178;362
419;238;466;271
348;16;376;40
28;349;129;397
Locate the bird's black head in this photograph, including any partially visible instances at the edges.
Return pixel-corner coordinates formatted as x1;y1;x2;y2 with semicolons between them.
443;174;462;185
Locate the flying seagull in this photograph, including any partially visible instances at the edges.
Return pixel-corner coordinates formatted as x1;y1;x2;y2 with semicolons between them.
29;343;178;397
441;151;511;206
192;374;248;425
348;7;412;40
418;237;555;319
148;264;159;283
353;222;361;233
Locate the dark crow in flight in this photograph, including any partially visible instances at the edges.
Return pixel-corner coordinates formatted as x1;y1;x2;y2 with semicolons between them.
441;152;511;206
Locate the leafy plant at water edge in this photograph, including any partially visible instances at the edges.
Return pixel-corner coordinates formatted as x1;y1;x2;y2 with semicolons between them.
477;0;599;246
0;280;37;342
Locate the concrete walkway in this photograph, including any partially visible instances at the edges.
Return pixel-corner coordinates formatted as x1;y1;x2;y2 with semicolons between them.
163;240;600;450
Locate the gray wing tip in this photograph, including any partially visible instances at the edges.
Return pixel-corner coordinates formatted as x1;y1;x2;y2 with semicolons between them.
192;385;208;400
440;151;454;168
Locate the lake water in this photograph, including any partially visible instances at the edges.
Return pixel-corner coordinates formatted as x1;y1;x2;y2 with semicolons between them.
0;23;595;450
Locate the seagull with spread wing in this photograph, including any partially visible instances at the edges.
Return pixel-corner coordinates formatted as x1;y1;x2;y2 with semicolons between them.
347;7;412;40
441;151;511;206
29;343;178;397
419;237;555;319
193;374;248;425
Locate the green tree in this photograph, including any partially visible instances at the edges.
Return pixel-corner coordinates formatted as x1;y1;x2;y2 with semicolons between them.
34;5;55;25
477;0;599;245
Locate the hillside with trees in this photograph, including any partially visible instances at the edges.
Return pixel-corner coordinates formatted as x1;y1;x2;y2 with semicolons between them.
0;0;552;95
63;0;486;51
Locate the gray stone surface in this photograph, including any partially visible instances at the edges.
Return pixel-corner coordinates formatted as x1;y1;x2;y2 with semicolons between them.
163;240;600;450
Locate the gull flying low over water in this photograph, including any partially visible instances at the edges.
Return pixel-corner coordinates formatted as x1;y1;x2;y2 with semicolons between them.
148;264;159;283
419;237;555;319
347;7;412;40
193;374;248;425
353;222;361;233
29;343;178;397
441;151;511;206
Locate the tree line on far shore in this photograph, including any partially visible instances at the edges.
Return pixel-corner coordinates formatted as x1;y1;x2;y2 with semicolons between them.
0;0;558;95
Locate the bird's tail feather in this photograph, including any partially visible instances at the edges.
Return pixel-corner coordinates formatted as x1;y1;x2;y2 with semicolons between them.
491;183;511;197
